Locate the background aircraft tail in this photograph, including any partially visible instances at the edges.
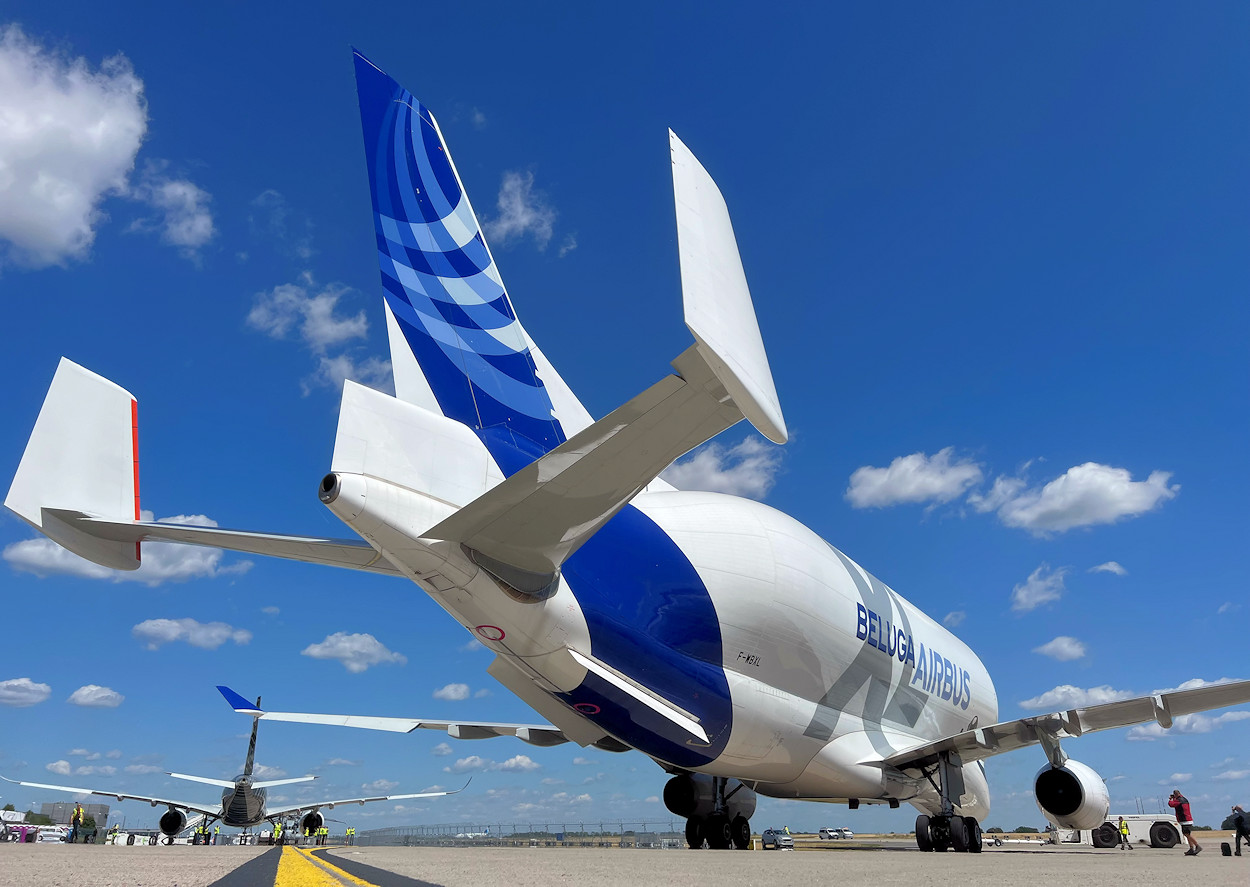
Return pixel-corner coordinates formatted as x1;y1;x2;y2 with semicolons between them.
5;358;141;571
353;50;592;472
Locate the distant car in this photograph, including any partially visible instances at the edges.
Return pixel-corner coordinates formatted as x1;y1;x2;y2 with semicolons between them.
819;827;854;839
761;828;794;850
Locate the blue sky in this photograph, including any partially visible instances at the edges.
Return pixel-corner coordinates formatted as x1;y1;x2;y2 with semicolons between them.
0;3;1247;834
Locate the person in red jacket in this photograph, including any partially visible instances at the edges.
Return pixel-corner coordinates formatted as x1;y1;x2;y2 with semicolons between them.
1169;789;1202;856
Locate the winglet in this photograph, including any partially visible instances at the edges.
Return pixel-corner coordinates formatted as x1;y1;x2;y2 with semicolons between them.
217;685;263;716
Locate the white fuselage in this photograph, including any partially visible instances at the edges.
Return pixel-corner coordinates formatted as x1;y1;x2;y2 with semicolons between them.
329;480;998;818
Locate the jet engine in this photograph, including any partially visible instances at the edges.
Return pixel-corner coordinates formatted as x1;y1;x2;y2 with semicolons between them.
158;808;187;837
1033;759;1109;830
663;774;757;822
300;811;324;835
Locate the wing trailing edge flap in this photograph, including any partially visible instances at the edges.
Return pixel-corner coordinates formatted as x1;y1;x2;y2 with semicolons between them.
885;678;1250;771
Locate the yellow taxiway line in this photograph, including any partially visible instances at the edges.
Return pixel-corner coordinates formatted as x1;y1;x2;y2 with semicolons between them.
274;845;375;887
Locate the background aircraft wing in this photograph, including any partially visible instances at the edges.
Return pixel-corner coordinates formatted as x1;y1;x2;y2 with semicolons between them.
265;780;470;819
218;686;569;747
0;774;220;818
885;678;1250;770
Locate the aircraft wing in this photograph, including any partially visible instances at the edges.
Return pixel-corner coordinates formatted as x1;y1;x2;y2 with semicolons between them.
265;780;470;819
885;678;1250;770
218;686;569;747
0;774;220;818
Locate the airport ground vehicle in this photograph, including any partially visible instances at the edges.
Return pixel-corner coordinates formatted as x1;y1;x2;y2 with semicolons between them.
761;829;793;850
1053;814;1180;849
819;827;854;839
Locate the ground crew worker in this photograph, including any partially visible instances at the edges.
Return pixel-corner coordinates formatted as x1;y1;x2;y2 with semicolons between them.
213;824;220;845
1118;817;1132;850
303;826;309;844
69;803;84;844
274;821;282;844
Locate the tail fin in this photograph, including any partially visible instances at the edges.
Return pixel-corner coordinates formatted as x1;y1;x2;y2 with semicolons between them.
353;50;592;466
5;358;141;570
243;694;261;778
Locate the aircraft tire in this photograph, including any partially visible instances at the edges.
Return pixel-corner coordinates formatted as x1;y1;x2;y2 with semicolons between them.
950;815;970;852
731;816;751;850
685;818;703;849
915;815;934;852
1149;822;1179;849
705;814;732;850
965;817;983;853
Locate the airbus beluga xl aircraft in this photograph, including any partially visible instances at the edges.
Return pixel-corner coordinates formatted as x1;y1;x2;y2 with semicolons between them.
8;50;1249;853
0;693;462;838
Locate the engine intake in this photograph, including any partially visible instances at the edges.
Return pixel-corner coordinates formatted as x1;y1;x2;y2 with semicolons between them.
300;811;324;835
158;809;187;836
1033;759;1109;830
663;774;757;821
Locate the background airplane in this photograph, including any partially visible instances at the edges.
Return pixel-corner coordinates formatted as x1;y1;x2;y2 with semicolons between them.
5;51;1248;853
1;693;461;839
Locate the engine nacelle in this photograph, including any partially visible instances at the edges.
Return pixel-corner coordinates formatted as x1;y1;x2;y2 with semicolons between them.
300;811;324;835
663;774;757;821
158;808;187;837
1033;759;1109;830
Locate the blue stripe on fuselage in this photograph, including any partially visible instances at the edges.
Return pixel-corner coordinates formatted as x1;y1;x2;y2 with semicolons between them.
556;504;732;768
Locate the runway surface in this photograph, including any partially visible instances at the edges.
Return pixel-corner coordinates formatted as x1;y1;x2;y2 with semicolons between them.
1;841;1245;886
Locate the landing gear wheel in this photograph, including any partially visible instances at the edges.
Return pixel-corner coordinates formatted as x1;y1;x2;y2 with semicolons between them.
685;819;703;849
1091;822;1119;849
931;816;951;852
965;817;983;853
950;815;970;852
731;816;751;850
915;814;934;852
705;814;732;850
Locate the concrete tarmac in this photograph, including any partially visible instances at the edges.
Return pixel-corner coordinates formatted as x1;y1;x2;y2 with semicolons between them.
1;841;1246;887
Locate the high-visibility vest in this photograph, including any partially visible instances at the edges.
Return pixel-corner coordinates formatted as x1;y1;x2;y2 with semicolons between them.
1120;822;1129;835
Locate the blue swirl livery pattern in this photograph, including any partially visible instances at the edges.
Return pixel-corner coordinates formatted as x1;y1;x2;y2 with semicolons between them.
353;51;565;458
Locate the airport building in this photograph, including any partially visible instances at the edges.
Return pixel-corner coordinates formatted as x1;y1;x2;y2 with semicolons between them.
41;801;111;826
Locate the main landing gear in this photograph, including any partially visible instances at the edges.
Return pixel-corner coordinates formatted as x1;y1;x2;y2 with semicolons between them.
914;751;982;853
682;777;752;850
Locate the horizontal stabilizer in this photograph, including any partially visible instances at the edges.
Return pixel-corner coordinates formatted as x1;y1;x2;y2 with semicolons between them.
167;772;238;789
217;685;567;746
251;776;317;789
887;678;1250;770
423;348;743;583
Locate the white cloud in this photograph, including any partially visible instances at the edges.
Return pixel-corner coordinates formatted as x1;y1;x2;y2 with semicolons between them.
67;685;124;707
262;606;280;616
571;756;595;766
443;754;541;774
1215;770;1250;781
1158;773;1192;786
1153;677;1242;694
1127;710;1250;741
1088;561;1127;576
557;233;577;257
1218;602;1239;615
1018;684;1134;711
133;617;251;651
975;463;1178;534
0;677;51;707
1032;636;1087;662
0;26;145;268
67;748;91;757
124;764;163;774
105;750;121;759
431;743;453;757
249;189;313;259
73;765;115;777
942;611;966;628
845;447;982;509
4;512;252;586
433;683;470;701
251;764;286;779
1011;564;1067;612
324;758;359;767
484;170;555;249
46;760;71;776
248;279;367;353
301;632;406;673
362;779;399;793
662;436;783;500
128;162;214;257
